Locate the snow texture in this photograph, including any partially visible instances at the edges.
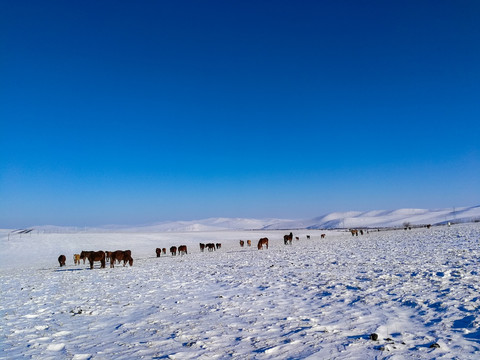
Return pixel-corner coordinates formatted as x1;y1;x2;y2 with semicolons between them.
1;211;480;359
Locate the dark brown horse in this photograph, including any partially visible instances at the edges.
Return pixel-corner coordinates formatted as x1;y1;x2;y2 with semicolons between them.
284;232;293;245
206;243;216;252
110;250;125;267
199;243;205;252
258;237;269;250
58;255;66;267
88;251;106;269
156;248;162;257
247;240;251;247
178;245;188;255
123;252;133;266
110;250;133;267
216;243;222;250
170;246;177;256
239;240;245;247
321;234;326;239
80;251;92;264
162;248;166;255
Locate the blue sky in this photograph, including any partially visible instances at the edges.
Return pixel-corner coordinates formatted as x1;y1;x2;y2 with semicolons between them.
1;0;479;227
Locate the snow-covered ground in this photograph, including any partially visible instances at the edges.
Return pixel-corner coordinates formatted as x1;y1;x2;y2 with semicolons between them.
1;221;480;359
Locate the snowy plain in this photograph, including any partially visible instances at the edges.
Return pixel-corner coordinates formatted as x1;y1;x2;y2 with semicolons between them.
1;207;480;359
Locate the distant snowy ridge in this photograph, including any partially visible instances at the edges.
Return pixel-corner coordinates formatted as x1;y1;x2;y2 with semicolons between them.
24;205;480;233
303;206;480;230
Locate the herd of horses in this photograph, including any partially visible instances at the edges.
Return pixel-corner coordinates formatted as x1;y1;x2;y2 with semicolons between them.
199;243;221;252
57;233;330;268
283;232;325;244
153;234;321;256
58;250;133;269
239;240;252;247
156;245;188;257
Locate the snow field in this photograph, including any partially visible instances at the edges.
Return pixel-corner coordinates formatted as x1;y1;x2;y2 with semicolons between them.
1;224;480;359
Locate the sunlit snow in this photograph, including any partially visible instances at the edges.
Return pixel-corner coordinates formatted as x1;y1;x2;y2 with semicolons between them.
1;207;480;359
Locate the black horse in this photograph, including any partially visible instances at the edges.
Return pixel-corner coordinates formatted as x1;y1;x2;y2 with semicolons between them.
284;232;293;245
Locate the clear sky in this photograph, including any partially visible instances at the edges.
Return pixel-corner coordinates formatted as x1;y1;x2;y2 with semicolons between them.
1;0;479;228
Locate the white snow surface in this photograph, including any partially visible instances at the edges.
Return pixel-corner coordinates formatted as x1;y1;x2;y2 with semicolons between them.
1;211;480;359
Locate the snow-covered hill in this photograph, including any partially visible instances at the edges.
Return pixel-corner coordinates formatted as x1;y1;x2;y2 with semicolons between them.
21;205;480;233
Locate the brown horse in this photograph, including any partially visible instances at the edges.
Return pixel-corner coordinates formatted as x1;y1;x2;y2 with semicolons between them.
350;229;358;236
110;250;133;267
110;250;125;267
284;232;293;245
321;233;326;239
122;251;133;266
110;250;122;267
162;248;166;255
58;255;66;267
239;240;244;247
73;254;80;265
199;243;205;252
156;248;162;257
88;251;106;269
306;235;311;239
80;251;92;264
178;245;188;255
247;240;251;247
170;246;177;256
216;243;222;250
257;237;269;250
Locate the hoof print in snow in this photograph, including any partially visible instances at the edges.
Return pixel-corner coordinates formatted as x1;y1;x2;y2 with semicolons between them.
370;333;379;341
430;342;440;348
